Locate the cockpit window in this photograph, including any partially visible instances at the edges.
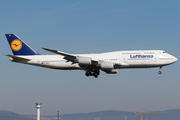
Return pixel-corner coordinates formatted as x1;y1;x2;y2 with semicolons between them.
163;51;167;53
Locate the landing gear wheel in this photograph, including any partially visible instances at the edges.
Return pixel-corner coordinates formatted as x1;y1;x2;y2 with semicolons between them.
85;72;89;77
92;73;98;78
158;71;162;74
85;70;100;78
93;72;96;76
97;71;100;75
94;75;98;78
89;72;92;76
158;66;162;74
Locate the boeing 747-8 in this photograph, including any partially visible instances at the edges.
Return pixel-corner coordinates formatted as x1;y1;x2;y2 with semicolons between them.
4;34;178;78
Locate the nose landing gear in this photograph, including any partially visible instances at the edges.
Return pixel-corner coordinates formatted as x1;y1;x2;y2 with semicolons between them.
158;67;162;74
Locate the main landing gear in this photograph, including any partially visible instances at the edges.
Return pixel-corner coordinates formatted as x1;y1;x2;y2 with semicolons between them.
85;70;100;78
158;66;162;74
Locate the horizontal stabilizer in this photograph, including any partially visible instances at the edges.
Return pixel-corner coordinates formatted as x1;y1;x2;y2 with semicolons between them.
4;54;30;61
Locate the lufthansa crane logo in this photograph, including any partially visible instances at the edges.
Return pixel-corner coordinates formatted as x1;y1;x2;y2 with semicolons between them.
11;39;22;51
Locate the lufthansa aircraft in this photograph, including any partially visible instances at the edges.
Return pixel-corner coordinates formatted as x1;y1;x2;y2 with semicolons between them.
5;34;177;78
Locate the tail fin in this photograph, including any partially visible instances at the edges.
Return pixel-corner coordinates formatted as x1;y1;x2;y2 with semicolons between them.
5;34;39;55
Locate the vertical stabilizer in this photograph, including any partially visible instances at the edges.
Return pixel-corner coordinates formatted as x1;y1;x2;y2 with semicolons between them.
5;34;39;55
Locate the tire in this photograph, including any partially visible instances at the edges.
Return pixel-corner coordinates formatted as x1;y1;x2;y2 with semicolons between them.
158;71;162;74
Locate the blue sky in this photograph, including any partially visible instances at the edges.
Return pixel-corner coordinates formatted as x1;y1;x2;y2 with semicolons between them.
0;0;180;115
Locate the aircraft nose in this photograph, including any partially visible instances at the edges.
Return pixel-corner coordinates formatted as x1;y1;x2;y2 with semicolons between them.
174;56;178;62
167;55;178;64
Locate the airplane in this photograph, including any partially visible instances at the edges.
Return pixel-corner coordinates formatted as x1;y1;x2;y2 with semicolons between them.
4;34;178;78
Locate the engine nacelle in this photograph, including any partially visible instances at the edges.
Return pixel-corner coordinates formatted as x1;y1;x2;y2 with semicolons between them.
100;62;114;70
104;69;118;74
78;57;92;65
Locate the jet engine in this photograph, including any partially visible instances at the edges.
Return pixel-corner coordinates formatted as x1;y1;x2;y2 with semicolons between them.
100;62;114;69
77;57;92;65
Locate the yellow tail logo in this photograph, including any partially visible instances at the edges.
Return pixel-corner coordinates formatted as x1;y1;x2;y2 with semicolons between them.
11;39;22;51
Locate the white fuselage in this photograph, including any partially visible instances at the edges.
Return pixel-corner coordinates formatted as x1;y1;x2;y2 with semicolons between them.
11;50;177;70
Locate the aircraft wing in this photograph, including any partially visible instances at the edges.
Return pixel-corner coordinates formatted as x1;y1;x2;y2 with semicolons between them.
42;47;99;63
4;54;30;61
42;47;78;62
42;47;76;58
